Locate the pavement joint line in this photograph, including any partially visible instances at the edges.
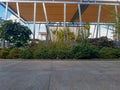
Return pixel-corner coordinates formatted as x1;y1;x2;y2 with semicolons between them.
47;61;54;90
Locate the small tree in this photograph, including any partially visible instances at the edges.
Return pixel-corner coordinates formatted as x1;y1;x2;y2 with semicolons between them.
51;27;75;42
0;20;32;47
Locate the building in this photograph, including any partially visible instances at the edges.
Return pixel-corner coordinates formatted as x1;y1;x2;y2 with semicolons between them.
0;0;120;40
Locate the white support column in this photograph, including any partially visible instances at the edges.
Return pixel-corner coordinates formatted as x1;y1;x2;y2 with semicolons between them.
115;5;119;41
16;2;20;22
78;4;82;28
33;2;36;40
78;4;83;39
43;2;51;41
96;4;101;38
64;3;66;41
115;5;118;22
5;2;8;20
43;3;48;23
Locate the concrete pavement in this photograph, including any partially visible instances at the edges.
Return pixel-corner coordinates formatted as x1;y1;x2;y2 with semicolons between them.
0;60;120;90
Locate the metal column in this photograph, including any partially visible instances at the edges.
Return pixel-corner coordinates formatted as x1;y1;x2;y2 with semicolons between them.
16;2;20;22
33;2;36;40
43;3;48;23
64;3;66;41
96;4;101;38
78;4;82;27
78;4;83;39
43;2;51;41
5;2;8;20
115;5;119;41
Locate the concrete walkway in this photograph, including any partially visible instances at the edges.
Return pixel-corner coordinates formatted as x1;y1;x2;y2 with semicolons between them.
0;60;120;90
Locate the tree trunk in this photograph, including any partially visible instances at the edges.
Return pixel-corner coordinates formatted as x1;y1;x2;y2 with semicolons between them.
46;25;51;42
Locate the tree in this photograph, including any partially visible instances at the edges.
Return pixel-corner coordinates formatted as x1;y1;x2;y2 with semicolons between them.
0;20;32;47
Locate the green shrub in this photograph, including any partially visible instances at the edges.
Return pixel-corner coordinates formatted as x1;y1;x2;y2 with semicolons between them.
47;49;57;59
33;48;48;59
99;47;120;59
32;42;73;59
20;49;33;59
88;37;114;48
0;49;9;59
8;48;22;59
72;44;99;59
33;47;73;59
56;50;72;59
71;44;81;54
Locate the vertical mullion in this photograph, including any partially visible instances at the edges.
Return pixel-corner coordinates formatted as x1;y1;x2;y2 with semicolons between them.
106;25;109;37
93;25;96;38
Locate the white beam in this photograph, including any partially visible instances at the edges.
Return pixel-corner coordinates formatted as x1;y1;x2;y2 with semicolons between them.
78;4;82;27
33;2;36;40
64;3;66;41
43;2;48;23
78;4;83;39
5;2;8;20
16;2;20;22
115;5;119;41
96;4;101;38
43;2;51;41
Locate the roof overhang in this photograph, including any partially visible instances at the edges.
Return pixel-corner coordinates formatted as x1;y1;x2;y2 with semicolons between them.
0;0;120;23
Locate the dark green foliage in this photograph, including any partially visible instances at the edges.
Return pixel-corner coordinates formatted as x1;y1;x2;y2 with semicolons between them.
72;44;99;59
47;49;57;59
33;48;72;59
32;42;73;59
99;47;120;59
0;49;9;59
56;50;72;59
20;49;33;59
0;41;120;59
8;48;22;59
71;44;81;54
88;37;114;48
33;48;48;59
0;20;32;47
